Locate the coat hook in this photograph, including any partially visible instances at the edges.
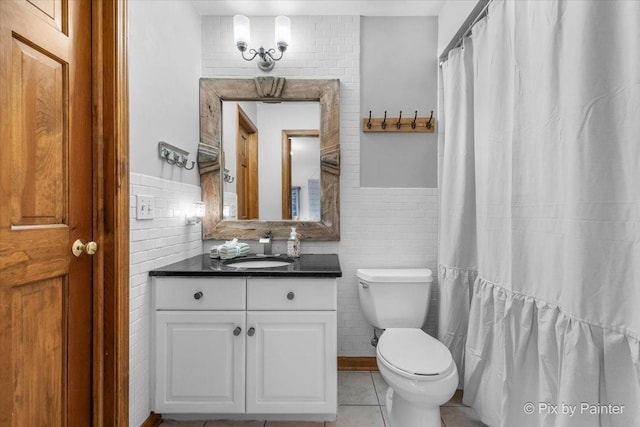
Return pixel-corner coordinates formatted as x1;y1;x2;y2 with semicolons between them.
164;151;177;165
183;161;196;170
381;111;387;129
396;111;402;129
367;110;372;129
411;111;418;129
426;110;434;129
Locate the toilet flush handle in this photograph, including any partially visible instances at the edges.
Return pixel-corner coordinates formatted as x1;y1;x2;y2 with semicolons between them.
359;281;369;289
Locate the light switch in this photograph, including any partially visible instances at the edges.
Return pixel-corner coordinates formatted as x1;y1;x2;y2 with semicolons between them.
136;195;154;220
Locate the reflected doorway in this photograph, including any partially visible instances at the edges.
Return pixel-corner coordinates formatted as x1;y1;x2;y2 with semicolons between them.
236;105;259;219
281;129;320;220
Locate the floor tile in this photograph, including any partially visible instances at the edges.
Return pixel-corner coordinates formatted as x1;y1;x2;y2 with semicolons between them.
265;422;324;427
204;421;265;427
327;405;386;427
380;405;390;426
441;406;487;427
443;389;465;407
370;372;389;406
337;371;379;405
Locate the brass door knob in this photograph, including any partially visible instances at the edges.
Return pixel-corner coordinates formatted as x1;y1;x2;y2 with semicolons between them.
72;239;98;257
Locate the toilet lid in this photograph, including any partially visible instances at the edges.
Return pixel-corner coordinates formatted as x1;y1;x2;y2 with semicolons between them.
377;328;453;377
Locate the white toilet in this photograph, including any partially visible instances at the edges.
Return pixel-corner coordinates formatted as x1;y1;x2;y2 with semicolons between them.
357;269;458;427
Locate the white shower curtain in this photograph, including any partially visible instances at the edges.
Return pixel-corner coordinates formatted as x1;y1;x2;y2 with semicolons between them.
439;1;640;426
439;38;477;388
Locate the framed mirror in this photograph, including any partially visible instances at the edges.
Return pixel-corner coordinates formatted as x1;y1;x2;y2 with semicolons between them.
198;77;340;241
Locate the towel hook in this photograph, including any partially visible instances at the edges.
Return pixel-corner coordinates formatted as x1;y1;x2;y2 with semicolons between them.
426;110;434;129
367;110;372;129
396;111;402;129
411;111;418;129
183;161;196;170
176;155;196;170
381;111;387;129
164;151;178;165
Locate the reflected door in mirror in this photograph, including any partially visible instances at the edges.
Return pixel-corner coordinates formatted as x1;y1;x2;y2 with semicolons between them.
236;106;259;219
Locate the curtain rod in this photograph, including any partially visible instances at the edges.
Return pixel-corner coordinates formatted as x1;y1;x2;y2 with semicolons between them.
439;0;493;65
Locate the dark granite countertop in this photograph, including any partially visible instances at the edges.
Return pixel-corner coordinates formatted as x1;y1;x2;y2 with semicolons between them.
148;254;342;278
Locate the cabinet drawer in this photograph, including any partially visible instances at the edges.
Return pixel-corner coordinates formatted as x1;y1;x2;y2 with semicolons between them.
154;277;246;310
247;278;336;310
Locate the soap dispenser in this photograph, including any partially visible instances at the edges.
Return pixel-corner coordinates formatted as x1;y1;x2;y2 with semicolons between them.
287;227;300;258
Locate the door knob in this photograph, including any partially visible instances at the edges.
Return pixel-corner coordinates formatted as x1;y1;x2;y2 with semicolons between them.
248;327;255;336
233;327;242;336
72;239;98;257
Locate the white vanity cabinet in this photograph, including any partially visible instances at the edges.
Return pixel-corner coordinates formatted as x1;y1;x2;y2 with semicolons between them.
152;275;337;418
153;277;247;413
246;278;337;414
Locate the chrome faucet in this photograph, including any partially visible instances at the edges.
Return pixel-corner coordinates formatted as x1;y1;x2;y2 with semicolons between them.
259;231;272;255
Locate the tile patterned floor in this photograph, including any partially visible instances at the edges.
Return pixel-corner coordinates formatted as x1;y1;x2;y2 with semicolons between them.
160;371;487;427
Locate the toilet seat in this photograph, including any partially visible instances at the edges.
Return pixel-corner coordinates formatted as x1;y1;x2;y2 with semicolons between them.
377;328;455;381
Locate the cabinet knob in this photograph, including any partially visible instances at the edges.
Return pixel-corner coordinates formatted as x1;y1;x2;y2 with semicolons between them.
287;291;295;300
194;291;203;300
233;326;242;336
248;327;255;337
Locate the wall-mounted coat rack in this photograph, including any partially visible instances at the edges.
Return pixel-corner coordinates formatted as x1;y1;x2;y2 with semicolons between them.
158;141;195;170
362;110;435;133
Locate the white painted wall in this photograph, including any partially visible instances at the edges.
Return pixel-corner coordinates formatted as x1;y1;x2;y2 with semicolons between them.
129;0;201;186
437;0;481;56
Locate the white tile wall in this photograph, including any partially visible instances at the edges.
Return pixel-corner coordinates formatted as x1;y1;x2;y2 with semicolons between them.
201;16;439;357
129;173;203;426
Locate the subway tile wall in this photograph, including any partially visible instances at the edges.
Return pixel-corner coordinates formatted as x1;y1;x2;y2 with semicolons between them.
201;16;439;357
129;173;203;426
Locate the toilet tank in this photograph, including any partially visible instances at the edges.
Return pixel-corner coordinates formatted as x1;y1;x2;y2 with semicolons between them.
357;268;433;329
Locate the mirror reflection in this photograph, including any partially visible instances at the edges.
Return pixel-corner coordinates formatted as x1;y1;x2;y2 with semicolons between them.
221;101;321;221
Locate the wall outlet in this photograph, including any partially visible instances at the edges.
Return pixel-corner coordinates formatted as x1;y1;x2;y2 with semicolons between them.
136;195;154;220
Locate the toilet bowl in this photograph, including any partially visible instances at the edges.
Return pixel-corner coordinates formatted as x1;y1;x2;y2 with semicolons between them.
376;328;458;427
356;269;458;427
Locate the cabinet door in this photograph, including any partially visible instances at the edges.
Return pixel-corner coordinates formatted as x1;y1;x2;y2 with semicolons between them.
155;311;245;413
246;311;337;414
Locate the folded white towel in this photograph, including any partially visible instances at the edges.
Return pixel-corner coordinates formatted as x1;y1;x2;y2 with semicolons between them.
211;239;251;260
210;238;238;258
219;242;250;259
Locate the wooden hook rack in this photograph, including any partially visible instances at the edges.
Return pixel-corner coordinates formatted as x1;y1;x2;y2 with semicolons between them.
362;110;436;133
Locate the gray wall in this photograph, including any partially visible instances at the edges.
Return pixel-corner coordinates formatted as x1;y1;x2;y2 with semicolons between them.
360;17;438;188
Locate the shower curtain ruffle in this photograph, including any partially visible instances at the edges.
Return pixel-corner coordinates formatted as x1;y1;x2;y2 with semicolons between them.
463;277;640;427
438;264;477;388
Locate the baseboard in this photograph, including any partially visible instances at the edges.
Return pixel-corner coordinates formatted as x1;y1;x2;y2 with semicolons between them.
140;412;162;427
337;356;378;371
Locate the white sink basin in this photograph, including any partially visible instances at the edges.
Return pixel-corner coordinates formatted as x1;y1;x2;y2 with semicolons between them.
225;260;292;268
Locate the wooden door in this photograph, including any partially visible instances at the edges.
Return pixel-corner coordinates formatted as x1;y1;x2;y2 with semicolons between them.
155;311;246;413
236;106;259;219
0;0;94;425
246;311;337;414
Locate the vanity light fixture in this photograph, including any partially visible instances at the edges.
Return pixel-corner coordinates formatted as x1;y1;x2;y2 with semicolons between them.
186;201;206;225
233;15;290;72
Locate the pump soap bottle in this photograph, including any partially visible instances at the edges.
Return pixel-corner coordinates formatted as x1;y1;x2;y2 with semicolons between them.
287;227;300;258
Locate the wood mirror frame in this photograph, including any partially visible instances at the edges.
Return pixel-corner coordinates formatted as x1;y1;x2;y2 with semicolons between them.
198;77;340;241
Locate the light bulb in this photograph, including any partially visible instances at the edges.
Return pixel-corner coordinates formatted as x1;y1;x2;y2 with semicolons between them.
275;15;291;47
233;15;250;46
